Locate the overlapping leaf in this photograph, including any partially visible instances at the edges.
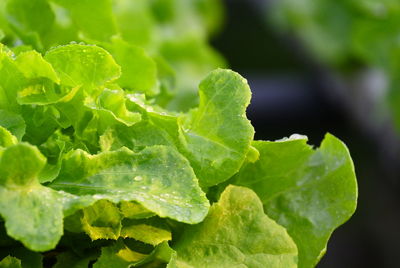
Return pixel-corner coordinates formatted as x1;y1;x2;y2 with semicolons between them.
230;134;358;268
180;69;254;187
1;0;226;111
0;143;93;251
50;145;209;224
169;185;298;267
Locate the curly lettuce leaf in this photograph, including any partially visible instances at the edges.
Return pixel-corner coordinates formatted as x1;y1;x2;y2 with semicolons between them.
161;37;226;111
121;217;171;246
180;69;254;187
37;130;72;183
14;50;59;82
119;201;155;220
50;145;209;224
169;185;298;268
5;0;54;51
65;199;171;246
230;134;358;268
0;110;25;141
44;44;121;88
107;38;158;95
0;45;25;112
80;200;123;241
14;50;76;105
87;89;142;128
0;126;17;147
94;240;173;268
106;69;254;188
0;143;93;251
1;0;226;110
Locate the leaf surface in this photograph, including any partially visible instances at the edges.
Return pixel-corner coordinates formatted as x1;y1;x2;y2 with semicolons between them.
0;256;21;268
169;185;298;268
50;146;209;224
0;143;93;251
180;69;254;187
44;44;121;88
231;134;358;268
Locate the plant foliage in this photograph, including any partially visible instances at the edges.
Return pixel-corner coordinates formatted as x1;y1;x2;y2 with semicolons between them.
0;1;357;267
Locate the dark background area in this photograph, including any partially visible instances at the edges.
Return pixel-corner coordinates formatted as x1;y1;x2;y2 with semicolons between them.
211;1;400;267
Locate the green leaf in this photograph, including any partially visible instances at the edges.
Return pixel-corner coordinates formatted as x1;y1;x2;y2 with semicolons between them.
0;144;62;251
13;49;82;105
0;45;80;107
0;143;46;186
38;130;72;183
50;146;209;224
169;185;298;267
108;38;158;95
0;181;92;251
231;134;358;268
113;0;155;47
67;199;171;244
44;44;121;88
0;45;25;112
103;70;254;189
20;105;59;145
119;201;155;220
93;240;148;268
107;111;181;153
81;200;123;241
0;110;25;140
5;0;55;50
161;37;226;112
52;0;117;42
0;256;21;268
94;240;173;268
0;143;94;251
121;218;171;246
15;50;59;82
86;89;142;128
0;126;17;148
180;69;254;187
17;82;81;106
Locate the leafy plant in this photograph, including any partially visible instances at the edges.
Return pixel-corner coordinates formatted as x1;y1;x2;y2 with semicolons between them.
0;0;225;112
0;1;357;267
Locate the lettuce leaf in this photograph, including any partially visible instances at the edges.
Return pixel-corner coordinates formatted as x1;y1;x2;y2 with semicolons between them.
230;134;358;268
50;145;209;224
0;256;22;268
169;185;298;267
180;69;254;187
1;0;225;111
0;143;93;251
